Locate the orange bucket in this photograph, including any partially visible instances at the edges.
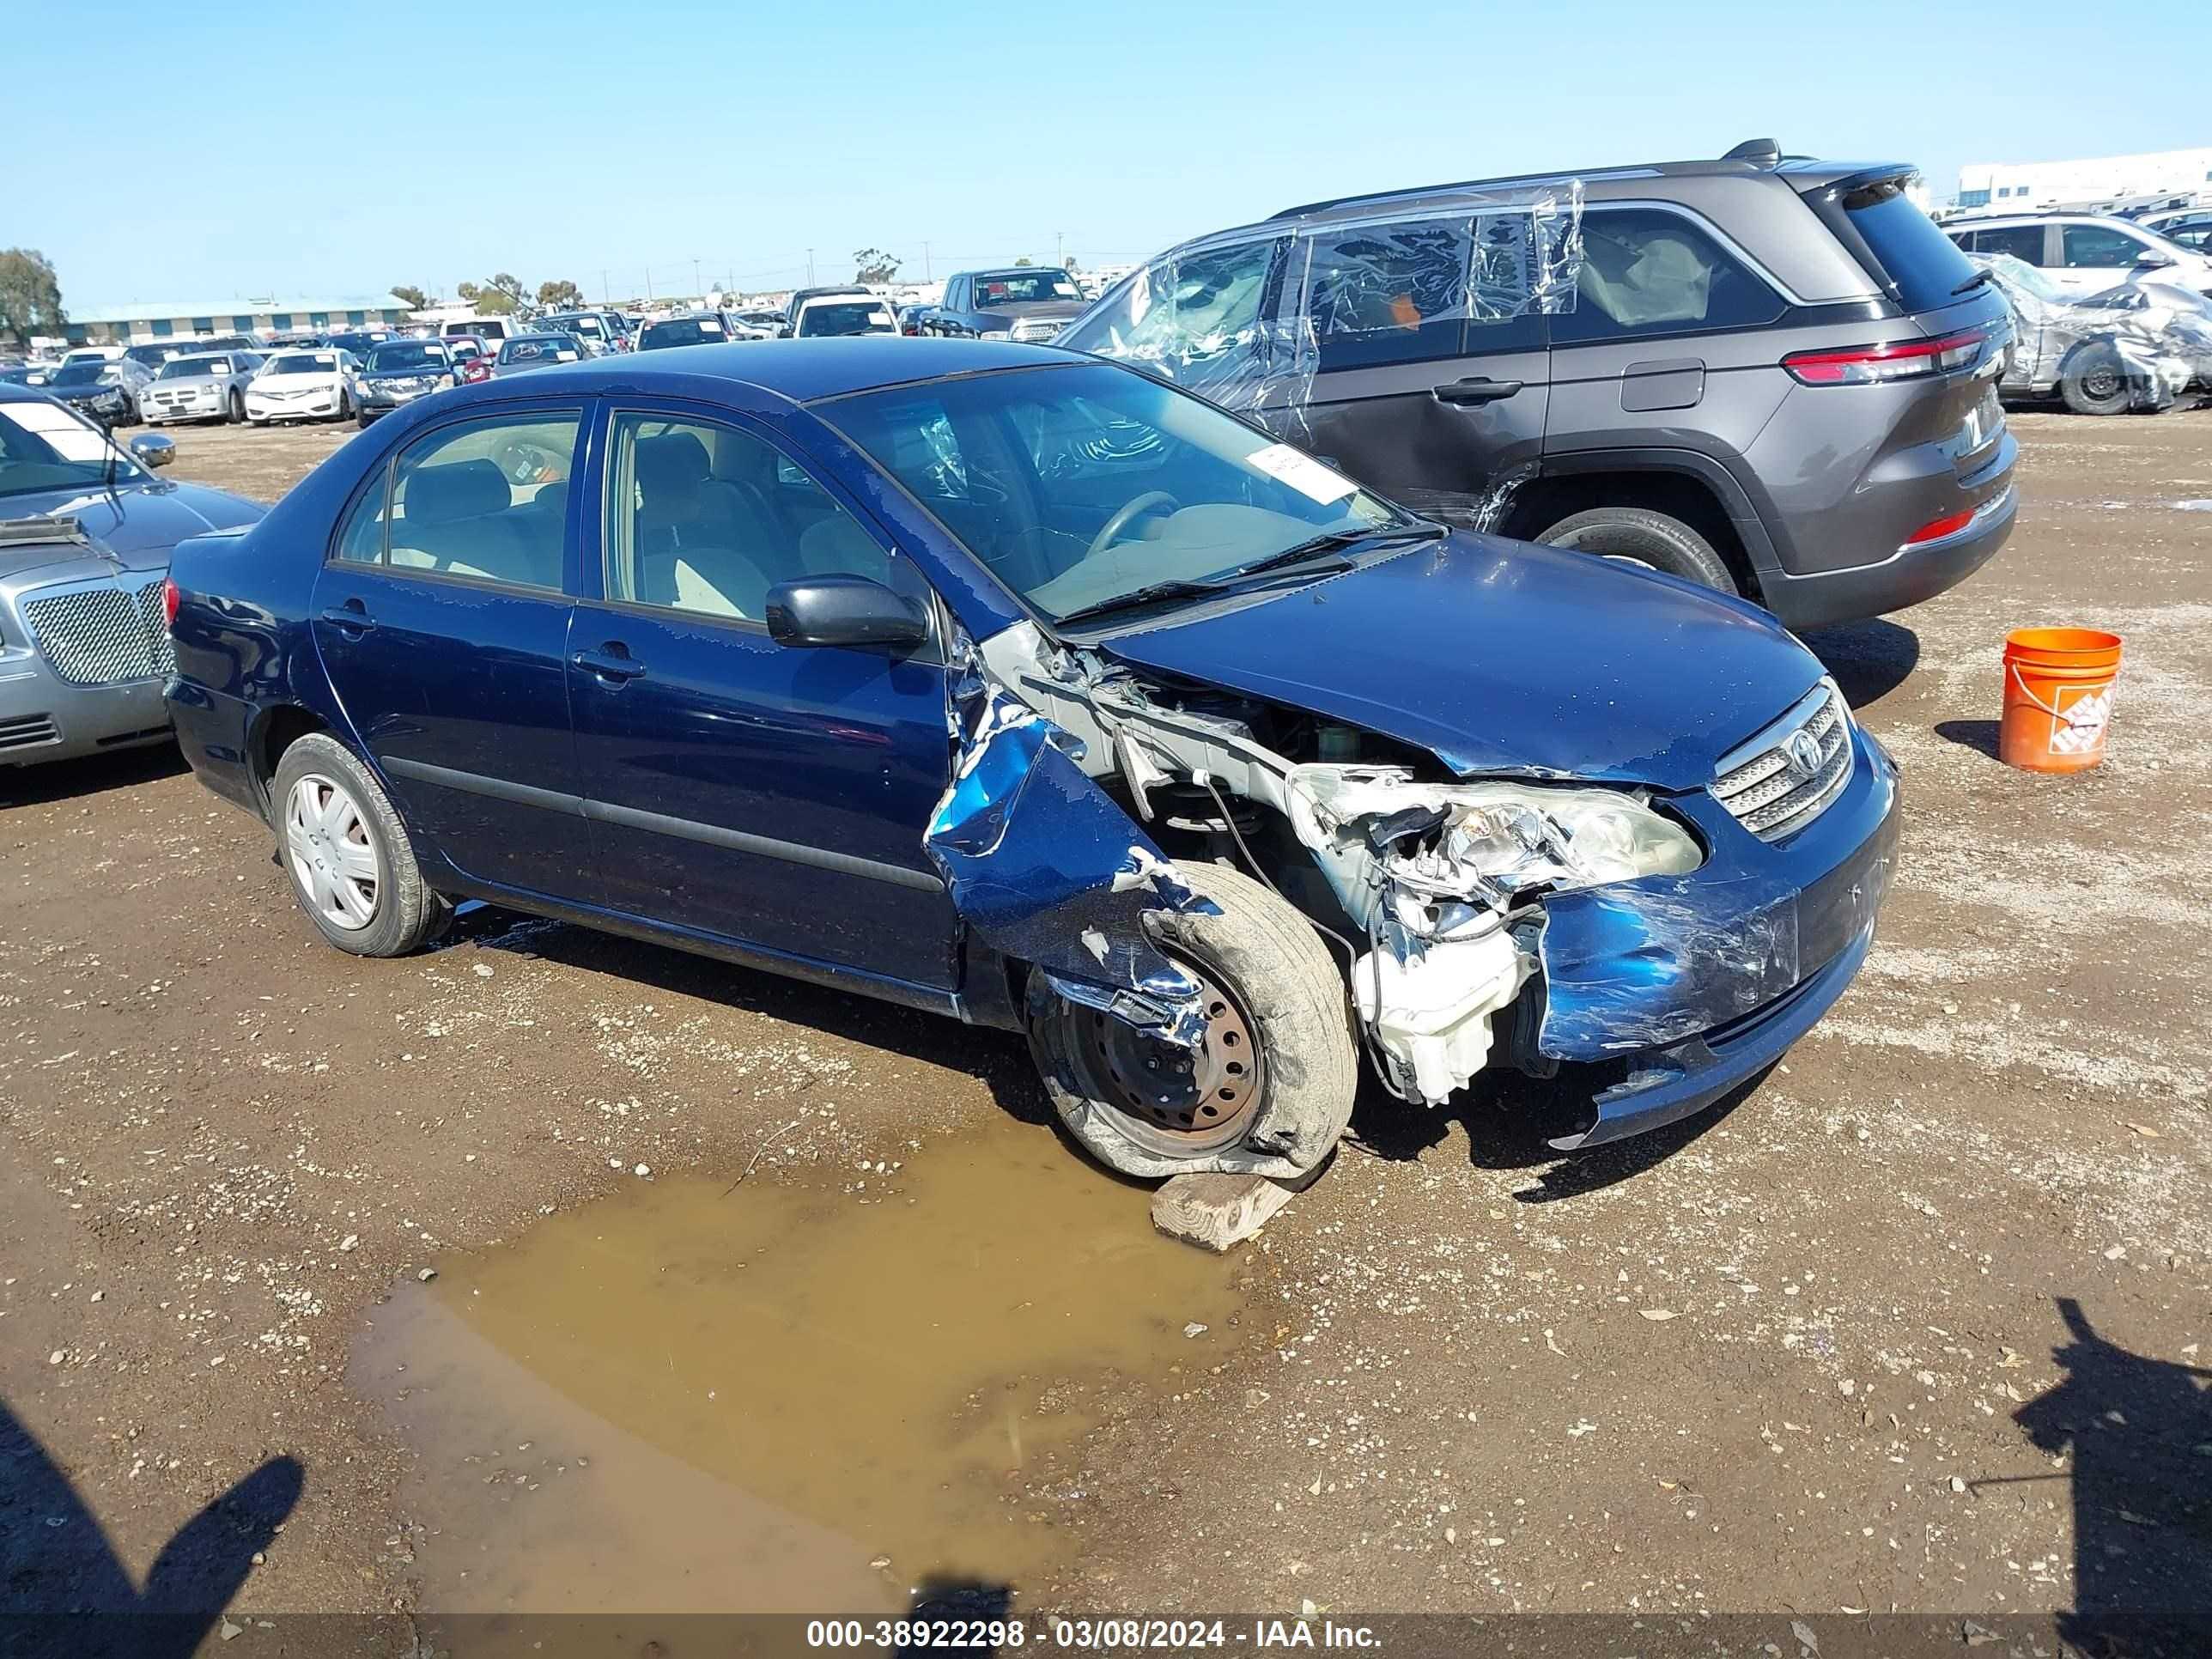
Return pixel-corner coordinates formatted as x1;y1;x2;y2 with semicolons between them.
2000;628;2122;772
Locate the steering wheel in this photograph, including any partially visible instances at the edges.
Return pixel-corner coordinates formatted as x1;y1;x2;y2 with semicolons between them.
1085;491;1181;562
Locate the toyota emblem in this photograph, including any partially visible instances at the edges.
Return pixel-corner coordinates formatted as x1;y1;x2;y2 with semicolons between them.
1784;729;1824;779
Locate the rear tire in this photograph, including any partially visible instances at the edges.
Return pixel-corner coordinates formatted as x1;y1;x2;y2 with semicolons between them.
270;732;448;957
228;389;245;423
1027;861;1357;1181
1534;506;1736;592
2060;347;2136;416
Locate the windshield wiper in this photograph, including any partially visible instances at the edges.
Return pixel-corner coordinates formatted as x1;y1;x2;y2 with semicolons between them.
1050;523;1444;629
1952;268;1995;296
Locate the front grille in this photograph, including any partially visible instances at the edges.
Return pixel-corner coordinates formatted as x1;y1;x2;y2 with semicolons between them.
0;712;60;751
21;580;175;686
1711;681;1854;842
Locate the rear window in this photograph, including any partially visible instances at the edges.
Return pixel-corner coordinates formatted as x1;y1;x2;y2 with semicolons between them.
1838;179;1979;312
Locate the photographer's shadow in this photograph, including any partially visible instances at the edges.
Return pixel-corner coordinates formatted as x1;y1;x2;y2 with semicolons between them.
1;1396;301;1657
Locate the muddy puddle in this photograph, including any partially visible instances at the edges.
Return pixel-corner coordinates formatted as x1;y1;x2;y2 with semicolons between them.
353;1116;1250;1619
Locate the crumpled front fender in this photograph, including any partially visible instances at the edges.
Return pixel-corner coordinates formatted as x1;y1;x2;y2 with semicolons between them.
926;654;1215;1045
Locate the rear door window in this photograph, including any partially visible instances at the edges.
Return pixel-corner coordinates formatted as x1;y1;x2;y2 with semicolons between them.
338;411;580;589
1553;208;1786;343
1301;216;1475;369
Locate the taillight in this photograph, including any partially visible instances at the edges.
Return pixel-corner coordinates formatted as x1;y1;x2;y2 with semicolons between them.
161;577;181;628
1783;328;1989;386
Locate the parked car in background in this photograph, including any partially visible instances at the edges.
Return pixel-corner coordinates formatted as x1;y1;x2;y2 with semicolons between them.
781;286;870;332
2;387;262;766
927;266;1089;342
264;331;329;349
60;346;127;370
732;307;787;338
1060;141;2016;629
896;304;933;337
489;333;586;377
189;334;261;354
46;356;152;428
120;343;198;373
635;313;732;350
143;350;264;426
2136;208;2212;252
538;311;623;354
1972;254;2212;414
1944;214;2212;299
355;339;461;426
327;329;398;360
245;349;359;425
0;364;55;389
443;335;492;382
442;318;521;346
162;337;1897;1183
791;293;898;337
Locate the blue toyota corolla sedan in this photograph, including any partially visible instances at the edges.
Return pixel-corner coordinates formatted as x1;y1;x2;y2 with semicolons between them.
163;339;1897;1180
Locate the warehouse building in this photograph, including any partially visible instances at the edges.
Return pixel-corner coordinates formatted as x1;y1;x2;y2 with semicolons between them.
1955;147;2212;213
61;294;415;345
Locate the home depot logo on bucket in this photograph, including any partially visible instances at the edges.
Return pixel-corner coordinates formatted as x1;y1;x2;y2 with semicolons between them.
2000;628;2122;774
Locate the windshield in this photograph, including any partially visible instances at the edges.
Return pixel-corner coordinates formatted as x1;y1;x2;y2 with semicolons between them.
365;342;447;371
267;353;337;375
0;401;134;498
827;362;1410;625
638;318;724;349
52;361;110;386
159;356;227;380
973;270;1082;306
548;315;605;337
796;301;894;337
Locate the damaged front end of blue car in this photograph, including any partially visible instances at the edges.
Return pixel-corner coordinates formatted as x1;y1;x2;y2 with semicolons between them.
928;608;1899;1160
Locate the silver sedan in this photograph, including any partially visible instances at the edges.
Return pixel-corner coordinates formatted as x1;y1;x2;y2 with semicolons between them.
141;349;265;426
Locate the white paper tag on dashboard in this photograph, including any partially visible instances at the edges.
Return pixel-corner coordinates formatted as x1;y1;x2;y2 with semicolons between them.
1247;442;1355;504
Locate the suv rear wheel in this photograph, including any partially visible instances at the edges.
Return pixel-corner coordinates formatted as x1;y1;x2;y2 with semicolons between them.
1534;507;1736;592
1027;862;1357;1182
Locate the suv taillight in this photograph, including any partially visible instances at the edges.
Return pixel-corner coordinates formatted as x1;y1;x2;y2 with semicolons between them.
161;578;181;628
1783;327;1989;386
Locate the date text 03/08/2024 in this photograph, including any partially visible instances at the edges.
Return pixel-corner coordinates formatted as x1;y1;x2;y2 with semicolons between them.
804;1617;1383;1648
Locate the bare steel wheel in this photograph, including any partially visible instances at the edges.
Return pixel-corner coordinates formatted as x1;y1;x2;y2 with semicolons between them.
1027;861;1357;1181
1073;963;1263;1157
284;773;381;931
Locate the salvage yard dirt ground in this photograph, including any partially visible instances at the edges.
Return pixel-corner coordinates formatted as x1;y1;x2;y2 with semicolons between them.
3;412;2207;1640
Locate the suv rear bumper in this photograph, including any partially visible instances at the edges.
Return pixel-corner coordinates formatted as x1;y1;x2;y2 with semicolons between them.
1757;477;2015;631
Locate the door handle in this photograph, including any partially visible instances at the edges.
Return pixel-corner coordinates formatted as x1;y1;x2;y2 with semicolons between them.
1432;377;1525;406
573;648;647;684
319;603;375;635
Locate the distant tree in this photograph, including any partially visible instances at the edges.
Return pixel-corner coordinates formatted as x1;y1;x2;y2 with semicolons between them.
0;247;65;345
455;281;482;307
481;273;528;315
1063;255;1078;270
1013;257;1034;267
851;247;901;283
536;278;585;310
390;284;431;309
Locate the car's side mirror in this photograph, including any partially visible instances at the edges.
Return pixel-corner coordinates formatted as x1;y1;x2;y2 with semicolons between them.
128;433;176;469
2136;250;2176;268
765;574;928;649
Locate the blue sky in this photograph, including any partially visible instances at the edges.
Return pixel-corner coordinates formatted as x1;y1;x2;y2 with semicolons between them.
22;0;2212;308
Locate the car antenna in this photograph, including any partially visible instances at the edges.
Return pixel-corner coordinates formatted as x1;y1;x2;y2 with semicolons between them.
1723;137;1783;167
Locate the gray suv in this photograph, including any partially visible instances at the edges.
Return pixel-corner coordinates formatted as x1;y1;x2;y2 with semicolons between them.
1059;141;2017;629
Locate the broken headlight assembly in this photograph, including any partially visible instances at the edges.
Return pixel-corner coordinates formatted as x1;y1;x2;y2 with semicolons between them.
1285;769;1704;1107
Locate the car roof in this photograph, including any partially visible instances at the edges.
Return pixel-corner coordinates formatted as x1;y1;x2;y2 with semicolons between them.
433;336;1081;404
1267;150;1911;222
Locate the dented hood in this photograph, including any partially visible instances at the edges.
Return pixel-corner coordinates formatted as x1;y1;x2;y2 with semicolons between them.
1097;532;1822;789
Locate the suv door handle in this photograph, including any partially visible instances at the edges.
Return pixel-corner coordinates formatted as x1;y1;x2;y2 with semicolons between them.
573;647;647;684
1432;377;1524;406
319;603;375;635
